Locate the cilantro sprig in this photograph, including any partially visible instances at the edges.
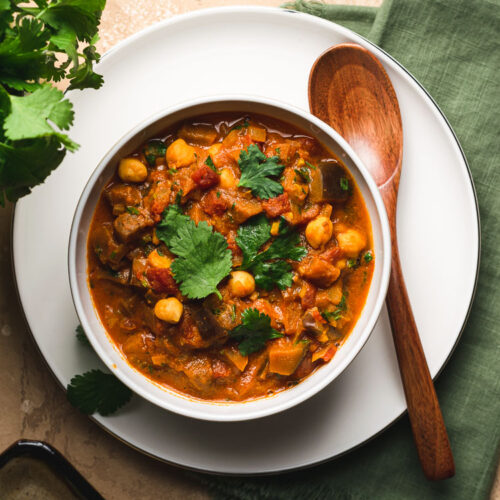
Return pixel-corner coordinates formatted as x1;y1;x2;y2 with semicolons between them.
156;203;232;299
67;369;132;416
143;139;166;166
237;144;285;199
0;0;105;205
236;214;307;290
322;295;347;322
229;308;283;355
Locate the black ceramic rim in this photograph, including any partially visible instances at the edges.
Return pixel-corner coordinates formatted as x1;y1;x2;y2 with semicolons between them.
0;440;104;499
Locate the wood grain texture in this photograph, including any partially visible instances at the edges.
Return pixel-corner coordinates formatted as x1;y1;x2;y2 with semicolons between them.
309;43;455;480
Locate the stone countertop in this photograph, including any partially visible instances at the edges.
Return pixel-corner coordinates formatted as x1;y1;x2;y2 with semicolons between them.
1;1;498;499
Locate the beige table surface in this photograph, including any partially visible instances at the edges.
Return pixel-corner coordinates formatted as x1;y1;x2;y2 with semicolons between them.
1;1;498;498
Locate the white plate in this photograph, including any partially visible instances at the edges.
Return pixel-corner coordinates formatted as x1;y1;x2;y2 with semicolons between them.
12;7;479;474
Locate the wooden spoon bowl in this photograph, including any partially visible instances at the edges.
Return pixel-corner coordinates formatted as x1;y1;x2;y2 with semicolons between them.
309;43;455;480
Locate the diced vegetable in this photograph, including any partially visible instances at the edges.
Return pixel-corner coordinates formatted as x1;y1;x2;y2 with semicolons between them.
268;339;307;376
247;125;266;142
222;347;248;372
312;344;337;363
178;124;218;146
309;160;350;203
151;354;168;366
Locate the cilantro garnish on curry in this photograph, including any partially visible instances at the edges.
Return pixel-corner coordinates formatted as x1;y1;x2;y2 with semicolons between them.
87;113;374;401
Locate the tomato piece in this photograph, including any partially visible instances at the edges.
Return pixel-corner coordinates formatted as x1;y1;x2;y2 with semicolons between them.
191;164;220;190
146;267;179;295
261;193;290;218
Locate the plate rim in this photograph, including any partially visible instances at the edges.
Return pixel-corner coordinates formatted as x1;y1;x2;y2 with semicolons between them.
10;6;481;476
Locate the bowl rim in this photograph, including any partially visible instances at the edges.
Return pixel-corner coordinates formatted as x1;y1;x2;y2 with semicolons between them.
68;94;391;422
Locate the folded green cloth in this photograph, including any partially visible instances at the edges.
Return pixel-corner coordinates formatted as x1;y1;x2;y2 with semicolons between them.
196;1;500;498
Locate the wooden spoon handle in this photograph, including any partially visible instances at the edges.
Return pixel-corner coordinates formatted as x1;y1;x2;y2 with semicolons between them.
386;246;455;480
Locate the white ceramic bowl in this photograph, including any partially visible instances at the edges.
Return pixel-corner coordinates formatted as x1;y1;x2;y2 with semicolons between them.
68;95;391;422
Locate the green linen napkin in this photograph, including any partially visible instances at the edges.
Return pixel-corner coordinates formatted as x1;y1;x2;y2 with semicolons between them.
196;1;500;498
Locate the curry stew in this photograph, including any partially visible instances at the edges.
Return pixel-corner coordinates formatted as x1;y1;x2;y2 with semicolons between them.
87;114;374;402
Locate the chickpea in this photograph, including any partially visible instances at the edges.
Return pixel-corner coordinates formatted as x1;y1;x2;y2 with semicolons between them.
229;271;255;297
154;297;183;324
220;168;238;189
336;229;367;257
147;249;172;269
166;139;195;168
118;158;148;183
305;216;333;249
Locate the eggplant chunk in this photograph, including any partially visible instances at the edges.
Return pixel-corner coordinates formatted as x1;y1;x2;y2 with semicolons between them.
186;301;227;340
309;160;350;203
302;308;342;340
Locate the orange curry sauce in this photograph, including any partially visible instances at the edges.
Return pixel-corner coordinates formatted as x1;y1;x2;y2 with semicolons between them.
87;113;374;401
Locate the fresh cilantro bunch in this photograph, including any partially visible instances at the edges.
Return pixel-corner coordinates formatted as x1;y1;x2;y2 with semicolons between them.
237;144;285;199
0;0;106;205
156;203;233;299
229;308;283;355
236;214;307;290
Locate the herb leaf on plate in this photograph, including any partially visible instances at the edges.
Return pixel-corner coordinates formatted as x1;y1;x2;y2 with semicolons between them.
237;144;285;199
75;324;90;347
67;369;132;416
229;308;283;355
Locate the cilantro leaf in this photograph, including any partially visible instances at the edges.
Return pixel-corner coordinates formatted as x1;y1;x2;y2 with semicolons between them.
322;295;347;322
0;136;66;203
126;206;140;215
4;85;76;149
232;119;249;130
347;258;359;269
75;324;90;347
157;204;232;299
256;225;307;263
236;214;271;268
67;369;132;416
236;216;306;290
237;144;285;199
205;155;217;172
143;139;166;167
229;308;283;355
250;259;294;291
294;167;311;183
155;202;191;247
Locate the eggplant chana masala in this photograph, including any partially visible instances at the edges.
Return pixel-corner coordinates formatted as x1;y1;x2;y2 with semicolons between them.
87;113;374;401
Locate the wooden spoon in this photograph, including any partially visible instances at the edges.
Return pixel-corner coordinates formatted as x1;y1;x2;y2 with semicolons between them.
309;43;455;480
